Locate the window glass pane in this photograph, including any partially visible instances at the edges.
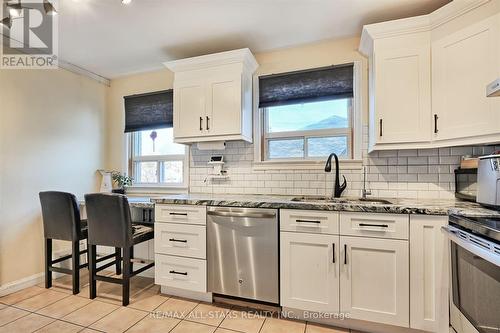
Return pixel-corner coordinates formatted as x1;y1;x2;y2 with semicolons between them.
266;99;350;133
307;136;348;158
162;161;183;184
136;162;157;183
268;139;304;159
136;128;185;156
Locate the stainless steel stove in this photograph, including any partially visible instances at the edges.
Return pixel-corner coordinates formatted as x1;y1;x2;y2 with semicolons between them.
443;215;500;333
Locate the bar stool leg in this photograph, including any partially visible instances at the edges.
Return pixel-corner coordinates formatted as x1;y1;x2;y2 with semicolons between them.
45;238;52;289
72;241;80;295
86;241;90;270
115;247;122;275
122;246;131;306
129;246;134;274
89;244;97;299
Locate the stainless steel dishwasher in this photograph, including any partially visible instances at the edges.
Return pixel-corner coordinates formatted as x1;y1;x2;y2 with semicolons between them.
207;206;279;304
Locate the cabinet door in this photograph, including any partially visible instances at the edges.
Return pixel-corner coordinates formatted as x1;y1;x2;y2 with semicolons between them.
340;236;409;327
173;79;206;138
205;72;242;136
280;232;340;314
374;45;431;144
432;15;500;140
410;215;449;333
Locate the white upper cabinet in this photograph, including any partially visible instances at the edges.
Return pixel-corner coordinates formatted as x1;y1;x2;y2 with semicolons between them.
373;35;431;145
360;0;500;151
432;13;500;142
165;49;258;144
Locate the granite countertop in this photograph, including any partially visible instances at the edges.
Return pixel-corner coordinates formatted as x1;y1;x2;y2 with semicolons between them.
152;194;500;218
79;197;154;209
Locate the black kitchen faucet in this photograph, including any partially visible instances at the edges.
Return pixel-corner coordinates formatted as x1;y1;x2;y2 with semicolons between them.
325;153;347;198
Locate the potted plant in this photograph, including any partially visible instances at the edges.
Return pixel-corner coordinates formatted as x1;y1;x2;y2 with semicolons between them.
111;171;133;194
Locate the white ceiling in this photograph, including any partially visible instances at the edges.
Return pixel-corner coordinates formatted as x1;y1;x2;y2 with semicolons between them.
57;0;450;79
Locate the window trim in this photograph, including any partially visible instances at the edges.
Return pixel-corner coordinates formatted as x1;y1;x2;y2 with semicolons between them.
127;129;189;189
253;61;363;170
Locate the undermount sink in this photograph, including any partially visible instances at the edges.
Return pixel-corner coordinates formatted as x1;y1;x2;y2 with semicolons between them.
290;196;393;205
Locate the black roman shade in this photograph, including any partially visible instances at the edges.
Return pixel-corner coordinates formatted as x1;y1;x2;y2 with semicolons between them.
259;64;354;108
124;90;173;133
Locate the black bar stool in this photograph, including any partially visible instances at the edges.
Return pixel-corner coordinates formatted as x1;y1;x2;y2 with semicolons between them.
39;191;89;294
84;193;154;306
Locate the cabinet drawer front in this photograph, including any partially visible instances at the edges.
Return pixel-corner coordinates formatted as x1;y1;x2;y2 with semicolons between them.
340;212;409;240
155;204;206;225
280;210;339;234
155;254;206;293
154;223;206;259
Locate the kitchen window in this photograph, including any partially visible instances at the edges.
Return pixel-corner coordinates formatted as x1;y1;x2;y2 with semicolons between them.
130;128;188;187
263;98;352;160
124;89;188;188
255;62;362;168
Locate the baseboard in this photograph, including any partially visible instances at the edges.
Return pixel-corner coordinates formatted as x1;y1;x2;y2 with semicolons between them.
281;307;420;333
160;285;212;303
0;248;78;297
0;272;45;297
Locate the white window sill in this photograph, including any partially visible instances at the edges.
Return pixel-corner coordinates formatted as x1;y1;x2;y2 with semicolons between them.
252;159;363;171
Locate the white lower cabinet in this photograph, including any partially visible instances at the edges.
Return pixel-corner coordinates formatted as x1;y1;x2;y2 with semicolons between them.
409;215;449;333
340;236;409;327
280;232;340;313
281;211;451;332
154;204;208;295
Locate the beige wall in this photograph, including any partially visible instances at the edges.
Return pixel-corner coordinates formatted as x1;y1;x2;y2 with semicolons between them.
0;68;107;287
105;37;366;172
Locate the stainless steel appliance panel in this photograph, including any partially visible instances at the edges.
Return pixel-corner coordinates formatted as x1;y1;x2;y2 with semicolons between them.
443;222;500;333
477;154;500;208
207;207;279;304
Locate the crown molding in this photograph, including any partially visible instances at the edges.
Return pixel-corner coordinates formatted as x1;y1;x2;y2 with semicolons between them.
359;0;491;56
58;59;111;86
164;48;258;74
1;35;110;86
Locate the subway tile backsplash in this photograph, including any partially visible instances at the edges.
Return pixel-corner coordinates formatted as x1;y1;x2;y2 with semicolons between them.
189;126;498;199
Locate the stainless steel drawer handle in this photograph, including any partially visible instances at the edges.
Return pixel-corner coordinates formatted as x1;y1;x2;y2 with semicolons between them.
169;238;187;243
169;270;188;276
359;223;389;228
296;219;321;224
169;212;188;216
207;211;276;219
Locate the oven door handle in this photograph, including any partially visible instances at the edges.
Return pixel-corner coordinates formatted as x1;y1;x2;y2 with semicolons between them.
441;226;500;267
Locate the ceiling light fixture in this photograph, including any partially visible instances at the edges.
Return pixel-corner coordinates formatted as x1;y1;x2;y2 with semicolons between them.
43;0;57;15
0;15;12;29
8;1;22;18
121;0;132;4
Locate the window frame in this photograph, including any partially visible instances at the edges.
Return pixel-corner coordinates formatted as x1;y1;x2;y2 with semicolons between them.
128;129;189;189
253;61;363;170
262;98;354;160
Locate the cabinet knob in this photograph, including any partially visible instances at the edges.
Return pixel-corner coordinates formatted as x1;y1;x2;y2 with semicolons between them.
206;116;210;130
199;117;203;131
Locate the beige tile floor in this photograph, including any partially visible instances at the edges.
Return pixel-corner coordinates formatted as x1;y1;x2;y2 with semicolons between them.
0;269;363;333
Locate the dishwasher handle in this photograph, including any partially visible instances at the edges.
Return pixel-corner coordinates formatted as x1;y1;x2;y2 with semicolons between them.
207;210;276;219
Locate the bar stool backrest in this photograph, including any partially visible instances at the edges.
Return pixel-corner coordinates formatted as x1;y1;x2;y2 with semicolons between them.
39;191;82;241
84;193;132;248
